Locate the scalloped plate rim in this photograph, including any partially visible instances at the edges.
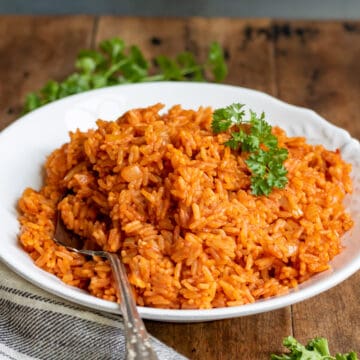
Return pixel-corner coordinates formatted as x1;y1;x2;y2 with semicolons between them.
0;81;359;323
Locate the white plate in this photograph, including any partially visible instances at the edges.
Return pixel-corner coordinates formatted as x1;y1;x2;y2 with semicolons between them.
0;82;359;323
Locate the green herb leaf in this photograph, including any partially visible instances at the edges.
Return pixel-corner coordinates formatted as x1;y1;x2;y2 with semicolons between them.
335;353;359;360
100;38;126;62
207;42;228;82
307;337;331;356
271;336;359;360
22;37;228;114
211;103;245;133
176;52;204;81
118;46;149;82
40;80;60;102
154;55;183;80
23;93;41;113
225;130;248;149
249;110;278;149
212;103;288;196
75;56;98;74
77;49;105;66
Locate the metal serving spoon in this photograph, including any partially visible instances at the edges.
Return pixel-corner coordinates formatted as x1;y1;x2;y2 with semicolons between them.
54;209;159;360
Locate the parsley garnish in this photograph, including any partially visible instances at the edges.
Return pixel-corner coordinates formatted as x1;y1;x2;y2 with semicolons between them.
23;38;227;114
271;336;358;360
211;103;288;196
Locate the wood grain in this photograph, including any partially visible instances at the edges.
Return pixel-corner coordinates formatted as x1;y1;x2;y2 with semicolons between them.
274;20;360;140
96;17;276;93
292;272;360;354
146;308;292;359
0;15;95;131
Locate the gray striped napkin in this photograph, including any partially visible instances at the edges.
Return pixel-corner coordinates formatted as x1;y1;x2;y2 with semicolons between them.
0;261;187;360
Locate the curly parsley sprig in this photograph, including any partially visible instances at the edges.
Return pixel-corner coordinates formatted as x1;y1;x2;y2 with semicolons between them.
271;336;358;360
23;38;227;114
212;103;288;196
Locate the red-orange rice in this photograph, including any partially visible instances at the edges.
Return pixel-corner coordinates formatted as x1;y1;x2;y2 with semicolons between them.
18;104;354;309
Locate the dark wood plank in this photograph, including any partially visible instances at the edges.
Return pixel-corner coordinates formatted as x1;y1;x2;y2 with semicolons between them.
274;20;360;140
274;20;360;353
147;309;292;360
96;17;276;93
292;272;360;354
96;17;190;60
96;16;292;360
0;15;95;131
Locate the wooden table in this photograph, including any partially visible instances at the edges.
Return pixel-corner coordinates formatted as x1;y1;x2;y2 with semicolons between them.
0;16;359;359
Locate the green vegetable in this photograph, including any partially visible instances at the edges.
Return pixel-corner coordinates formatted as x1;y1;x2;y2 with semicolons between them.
271;336;358;360
211;103;288;196
23;38;227;114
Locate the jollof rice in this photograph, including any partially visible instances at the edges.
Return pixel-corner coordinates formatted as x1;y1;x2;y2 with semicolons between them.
18;104;353;309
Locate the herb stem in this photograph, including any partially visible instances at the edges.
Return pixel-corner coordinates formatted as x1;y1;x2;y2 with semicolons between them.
22;38;227;114
211;103;288;196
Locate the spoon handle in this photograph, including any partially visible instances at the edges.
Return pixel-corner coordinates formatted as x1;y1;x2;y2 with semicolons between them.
106;253;159;360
